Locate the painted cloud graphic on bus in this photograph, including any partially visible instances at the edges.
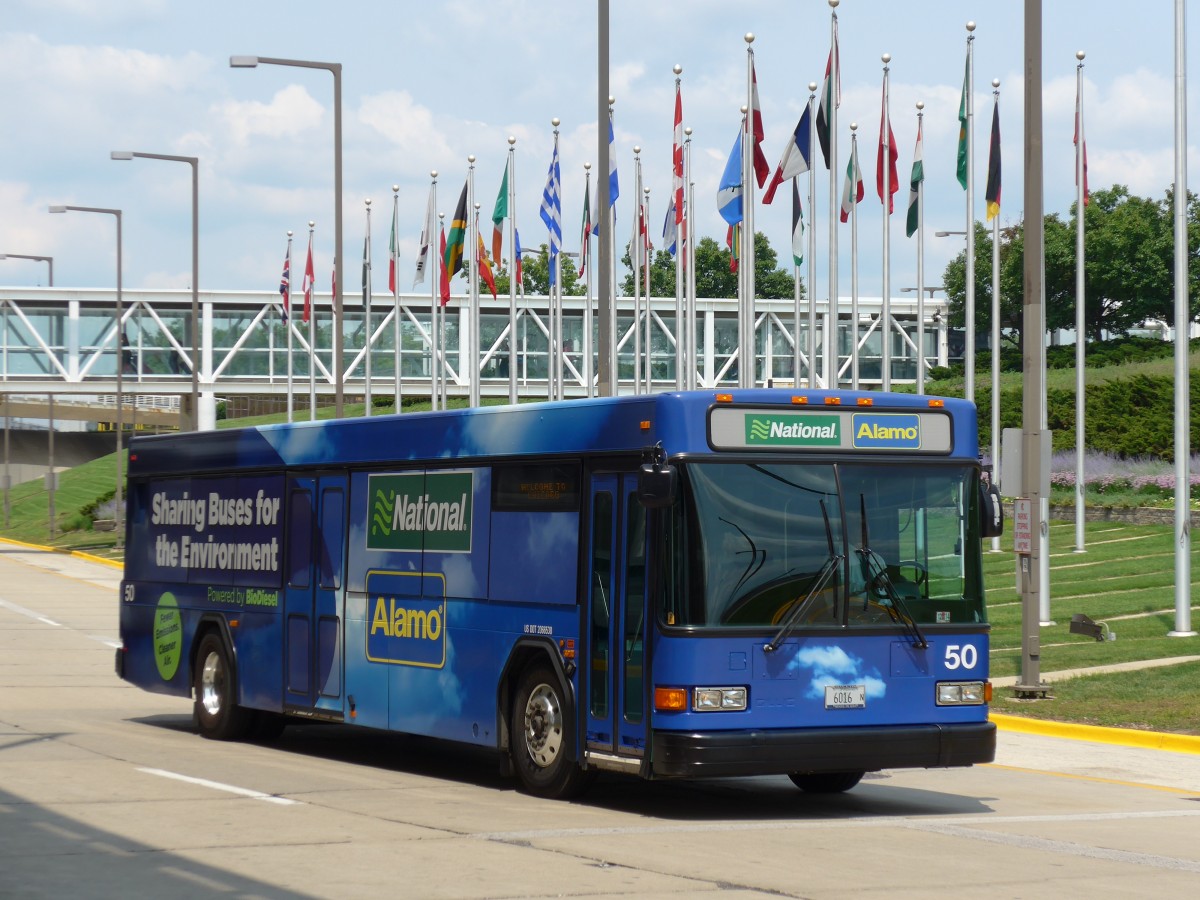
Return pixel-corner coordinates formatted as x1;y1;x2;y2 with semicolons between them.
792;645;886;700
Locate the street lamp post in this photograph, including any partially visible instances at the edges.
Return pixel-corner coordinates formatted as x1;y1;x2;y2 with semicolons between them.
0;254;54;285
231;55;344;417
110;151;202;431
48;205;124;547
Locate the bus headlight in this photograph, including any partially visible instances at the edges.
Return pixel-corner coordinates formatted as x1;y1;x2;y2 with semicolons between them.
936;681;986;705
692;686;747;711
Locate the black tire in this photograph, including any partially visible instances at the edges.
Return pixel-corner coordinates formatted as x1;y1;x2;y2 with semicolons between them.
510;663;591;799
788;771;865;793
193;633;253;740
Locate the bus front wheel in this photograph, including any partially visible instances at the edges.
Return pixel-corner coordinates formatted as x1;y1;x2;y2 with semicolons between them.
510;663;590;799
788;771;865;793
193;633;253;740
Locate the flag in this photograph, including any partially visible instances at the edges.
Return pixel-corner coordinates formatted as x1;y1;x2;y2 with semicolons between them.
672;81;684;226
717;126;744;226
956;55;969;189
1074;78;1089;207
816;19;840;169
514;228;524;286
539;135;563;286
986;97;1002;220
302;236;315;323
361;236;370;308
877;88;899;214
491;158;509;263
438;225;450;306
840;141;864;223
906;119;924;238
578;182;591;278
594;114;618;238
726;223;740;273
476;218;497;300
791;179;805;266
662;198;678;256
414;183;436;288
763;105;812;205
389;197;400;293
279;249;290;323
444;181;468;280
749;59;770;188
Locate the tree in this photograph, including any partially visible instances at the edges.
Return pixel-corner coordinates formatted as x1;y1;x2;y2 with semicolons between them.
620;231;802;301
491;243;585;297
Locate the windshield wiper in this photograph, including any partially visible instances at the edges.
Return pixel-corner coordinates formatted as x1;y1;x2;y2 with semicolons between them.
765;500;843;652
857;495;928;649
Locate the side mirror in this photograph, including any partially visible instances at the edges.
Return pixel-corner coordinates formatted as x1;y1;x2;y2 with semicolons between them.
980;482;1003;538
638;444;677;509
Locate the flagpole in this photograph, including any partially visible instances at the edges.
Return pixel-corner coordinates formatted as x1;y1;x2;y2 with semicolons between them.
672;65;685;390
990;81;1002;553
285;231;294;422
807;84;818;389
608;100;619;395
916;102;926;396
391;186;402;411
743;34;757;390
550;121;563;402
583;162;594;398
467;156;479;407
1170;0;1194;636
850;124;860;389
1074;51;1087;554
643;184;652;392
363;198;373;417
881;53;893;392
430;173;440;411
685;126;697;390
632;147;642;394
828;2;839;394
507;136;518;404
307;221;316;421
965;21;977;403
437;210;446;409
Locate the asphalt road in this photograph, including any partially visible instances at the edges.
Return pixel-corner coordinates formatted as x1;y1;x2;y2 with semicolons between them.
2;543;1199;899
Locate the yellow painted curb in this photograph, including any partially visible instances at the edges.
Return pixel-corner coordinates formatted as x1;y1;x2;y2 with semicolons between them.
0;536;123;570
992;712;1200;755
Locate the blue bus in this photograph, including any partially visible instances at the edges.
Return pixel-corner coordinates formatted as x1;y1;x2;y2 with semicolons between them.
117;388;1002;798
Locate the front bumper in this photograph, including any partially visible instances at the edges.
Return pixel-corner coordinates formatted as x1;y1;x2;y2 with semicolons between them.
651;721;996;778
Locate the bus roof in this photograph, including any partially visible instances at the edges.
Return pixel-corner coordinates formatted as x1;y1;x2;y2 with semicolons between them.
126;389;979;477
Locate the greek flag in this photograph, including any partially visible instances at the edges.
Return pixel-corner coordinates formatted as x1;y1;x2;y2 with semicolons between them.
539;134;563;286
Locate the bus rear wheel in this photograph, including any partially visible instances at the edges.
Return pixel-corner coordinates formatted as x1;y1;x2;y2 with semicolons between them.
510;663;590;799
193;633;253;740
788;771;865;793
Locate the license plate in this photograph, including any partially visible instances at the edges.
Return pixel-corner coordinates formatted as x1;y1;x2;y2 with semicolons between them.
825;684;866;709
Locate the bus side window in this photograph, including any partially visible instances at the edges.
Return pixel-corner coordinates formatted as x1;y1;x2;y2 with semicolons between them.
319;488;345;591
288;488;313;588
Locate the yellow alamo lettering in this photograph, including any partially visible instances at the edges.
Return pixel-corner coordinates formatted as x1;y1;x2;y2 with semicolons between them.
856;422;919;441
370;596;443;641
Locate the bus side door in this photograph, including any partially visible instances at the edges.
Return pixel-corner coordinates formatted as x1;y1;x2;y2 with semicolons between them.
585;472;649;760
284;473;347;717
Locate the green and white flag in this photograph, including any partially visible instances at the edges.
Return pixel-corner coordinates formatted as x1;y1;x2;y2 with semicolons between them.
906;120;924;238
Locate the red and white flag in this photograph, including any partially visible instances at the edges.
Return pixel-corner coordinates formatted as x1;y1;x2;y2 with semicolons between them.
672;82;685;226
749;59;770;188
302;235;315;324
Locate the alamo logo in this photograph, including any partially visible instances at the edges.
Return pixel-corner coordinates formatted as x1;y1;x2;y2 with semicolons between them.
745;414;841;447
368;471;473;553
852;413;922;449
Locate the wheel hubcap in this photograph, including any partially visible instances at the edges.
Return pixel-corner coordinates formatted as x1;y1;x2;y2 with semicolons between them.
523;683;563;768
200;651;223;716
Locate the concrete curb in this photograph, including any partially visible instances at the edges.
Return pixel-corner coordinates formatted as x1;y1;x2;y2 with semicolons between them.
991;712;1200;755
0;536;123;570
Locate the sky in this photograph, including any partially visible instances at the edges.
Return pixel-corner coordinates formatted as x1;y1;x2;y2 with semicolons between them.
1;0;1196;305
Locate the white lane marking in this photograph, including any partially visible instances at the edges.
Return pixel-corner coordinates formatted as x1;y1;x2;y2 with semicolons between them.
0;597;118;645
138;767;299;805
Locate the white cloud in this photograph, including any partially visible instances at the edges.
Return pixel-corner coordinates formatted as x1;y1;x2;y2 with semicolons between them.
214;84;324;147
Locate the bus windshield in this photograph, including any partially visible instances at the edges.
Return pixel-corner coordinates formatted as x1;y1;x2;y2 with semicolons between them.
661;461;987;630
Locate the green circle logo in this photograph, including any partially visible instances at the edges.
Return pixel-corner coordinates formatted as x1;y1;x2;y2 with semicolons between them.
153;592;182;681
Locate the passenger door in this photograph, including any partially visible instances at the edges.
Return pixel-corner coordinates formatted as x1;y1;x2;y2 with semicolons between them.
283;473;347;717
584;472;649;761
